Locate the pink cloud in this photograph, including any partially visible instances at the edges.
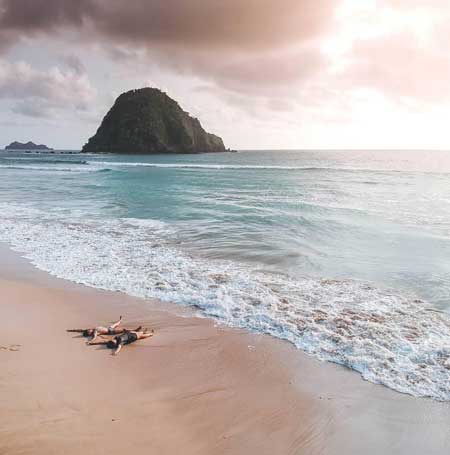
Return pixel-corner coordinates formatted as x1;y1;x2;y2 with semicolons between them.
342;30;450;104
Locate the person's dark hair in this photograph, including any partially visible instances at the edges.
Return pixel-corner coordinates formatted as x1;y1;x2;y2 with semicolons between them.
82;329;90;337
107;340;117;349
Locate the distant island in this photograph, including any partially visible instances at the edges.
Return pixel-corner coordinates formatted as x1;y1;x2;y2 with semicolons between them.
82;88;230;154
5;141;53;151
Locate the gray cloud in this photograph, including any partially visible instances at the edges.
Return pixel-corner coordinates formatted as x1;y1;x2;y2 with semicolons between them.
0;0;336;51
11;99;52;117
0;59;96;118
151;45;328;97
0;0;94;31
62;54;86;75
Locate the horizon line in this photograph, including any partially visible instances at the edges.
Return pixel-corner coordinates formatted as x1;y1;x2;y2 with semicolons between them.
2;147;450;153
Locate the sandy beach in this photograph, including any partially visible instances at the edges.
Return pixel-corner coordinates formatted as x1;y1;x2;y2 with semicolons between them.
2;0;450;452
0;245;449;454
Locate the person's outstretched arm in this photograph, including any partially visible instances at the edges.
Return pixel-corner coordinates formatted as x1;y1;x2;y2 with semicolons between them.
66;329;85;333
113;343;123;356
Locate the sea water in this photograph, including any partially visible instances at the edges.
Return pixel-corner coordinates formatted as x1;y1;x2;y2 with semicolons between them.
0;149;449;400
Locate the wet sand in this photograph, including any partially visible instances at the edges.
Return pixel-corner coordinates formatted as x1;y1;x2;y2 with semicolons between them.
0;246;449;454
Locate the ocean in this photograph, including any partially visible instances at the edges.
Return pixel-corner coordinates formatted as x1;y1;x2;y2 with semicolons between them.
1;149;449;400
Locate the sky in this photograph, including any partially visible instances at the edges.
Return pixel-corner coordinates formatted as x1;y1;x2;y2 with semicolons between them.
1;0;450;150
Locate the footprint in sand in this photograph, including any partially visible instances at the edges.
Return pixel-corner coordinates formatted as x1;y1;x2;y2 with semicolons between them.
0;344;21;352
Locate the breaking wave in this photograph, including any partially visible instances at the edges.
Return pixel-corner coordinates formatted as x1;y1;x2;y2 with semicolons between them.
0;202;449;401
1;157;89;165
90;161;329;171
0;164;109;173
87;161;450;174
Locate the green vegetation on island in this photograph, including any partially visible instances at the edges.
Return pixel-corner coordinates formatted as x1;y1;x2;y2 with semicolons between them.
82;88;228;154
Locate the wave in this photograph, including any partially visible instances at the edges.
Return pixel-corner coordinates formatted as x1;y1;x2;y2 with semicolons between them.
0;164;108;173
4;158;447;175
85;161;450;175
0;202;449;401
1;157;89;165
90;161;328;170
89;161;387;172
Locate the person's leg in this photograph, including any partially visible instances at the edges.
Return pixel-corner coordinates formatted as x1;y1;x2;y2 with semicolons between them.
137;331;154;340
88;329;100;344
110;316;122;330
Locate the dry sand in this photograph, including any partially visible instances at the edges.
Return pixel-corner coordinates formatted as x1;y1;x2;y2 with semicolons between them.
0;246;449;454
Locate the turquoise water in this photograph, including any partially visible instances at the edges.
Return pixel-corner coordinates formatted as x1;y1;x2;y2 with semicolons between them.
1;149;450;399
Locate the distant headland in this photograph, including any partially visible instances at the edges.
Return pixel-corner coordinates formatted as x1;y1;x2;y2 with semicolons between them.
5;141;53;151
82;88;231;154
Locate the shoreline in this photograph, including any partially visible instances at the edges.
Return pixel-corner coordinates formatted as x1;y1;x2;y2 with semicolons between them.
1;245;449;454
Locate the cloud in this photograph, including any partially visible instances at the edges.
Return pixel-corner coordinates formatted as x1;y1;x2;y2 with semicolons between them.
342;30;450;104
1;0;449;123
0;0;335;50
0;0;94;32
152;45;328;97
0;59;96;117
382;0;448;9
92;0;335;51
0;0;340;97
62;54;86;75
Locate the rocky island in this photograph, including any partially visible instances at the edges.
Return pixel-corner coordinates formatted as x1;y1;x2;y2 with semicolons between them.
82;88;229;154
5;141;53;151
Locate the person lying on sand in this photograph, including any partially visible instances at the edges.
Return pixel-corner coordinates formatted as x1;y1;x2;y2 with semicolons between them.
67;316;124;343
107;327;154;356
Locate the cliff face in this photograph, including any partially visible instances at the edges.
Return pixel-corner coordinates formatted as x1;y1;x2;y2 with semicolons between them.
82;88;227;154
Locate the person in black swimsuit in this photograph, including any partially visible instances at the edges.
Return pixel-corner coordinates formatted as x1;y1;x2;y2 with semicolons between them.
107;327;154;356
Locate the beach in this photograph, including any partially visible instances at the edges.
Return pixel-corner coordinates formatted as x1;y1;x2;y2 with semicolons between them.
1;150;450;402
1;245;449;454
2;0;450;451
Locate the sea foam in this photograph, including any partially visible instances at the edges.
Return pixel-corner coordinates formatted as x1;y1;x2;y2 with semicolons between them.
88;161;450;174
0;202;449;401
0;164;106;173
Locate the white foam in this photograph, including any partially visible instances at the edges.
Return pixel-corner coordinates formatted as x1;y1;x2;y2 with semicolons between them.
4;159;449;175
88;161;450;174
1;157;89;165
0;202;449;401
89;161;322;170
0;164;108;173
